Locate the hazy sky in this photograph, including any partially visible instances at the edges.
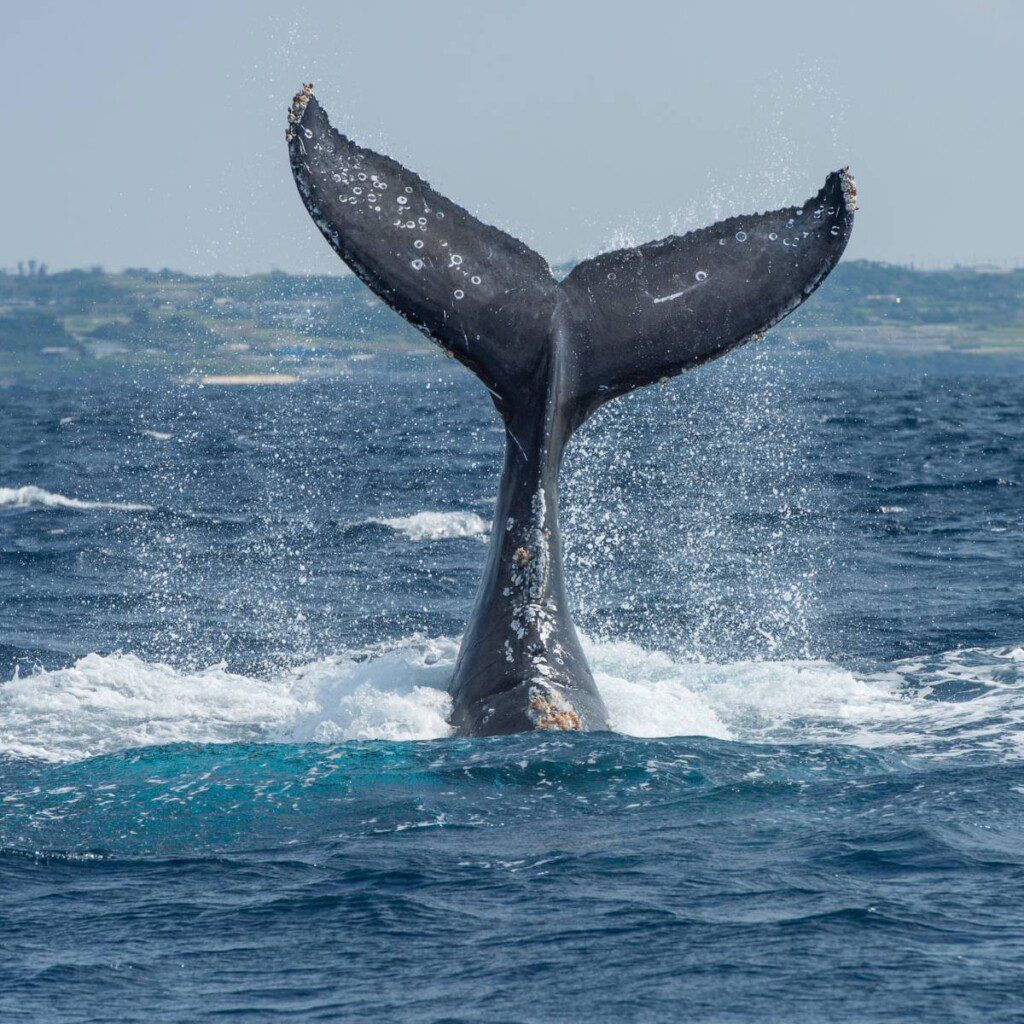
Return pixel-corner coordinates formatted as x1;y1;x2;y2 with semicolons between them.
3;0;1021;274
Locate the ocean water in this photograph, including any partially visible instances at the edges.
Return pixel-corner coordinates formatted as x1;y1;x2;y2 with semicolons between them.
1;344;1023;1022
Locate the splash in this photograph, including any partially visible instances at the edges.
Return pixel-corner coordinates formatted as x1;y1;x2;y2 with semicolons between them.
3;638;1021;764
0;638;457;762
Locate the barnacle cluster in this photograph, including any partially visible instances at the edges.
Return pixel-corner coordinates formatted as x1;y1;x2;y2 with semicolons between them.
840;167;859;213
286;82;315;140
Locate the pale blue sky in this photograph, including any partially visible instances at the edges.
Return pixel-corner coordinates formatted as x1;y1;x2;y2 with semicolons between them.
3;0;1021;273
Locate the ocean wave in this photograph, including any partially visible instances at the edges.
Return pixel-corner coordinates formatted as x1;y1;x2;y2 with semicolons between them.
2;639;1021;764
0;485;153;513
372;511;490;541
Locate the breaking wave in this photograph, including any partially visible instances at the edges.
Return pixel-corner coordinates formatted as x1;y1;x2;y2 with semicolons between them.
0;485;153;513
372;511;490;541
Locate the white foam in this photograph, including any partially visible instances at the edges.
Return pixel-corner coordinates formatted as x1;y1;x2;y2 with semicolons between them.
0;485;152;513
0;639;457;762
373;511;490;541
140;430;174;441
2;638;1022;764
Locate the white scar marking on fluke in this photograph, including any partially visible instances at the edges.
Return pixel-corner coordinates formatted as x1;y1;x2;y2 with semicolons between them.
652;278;703;304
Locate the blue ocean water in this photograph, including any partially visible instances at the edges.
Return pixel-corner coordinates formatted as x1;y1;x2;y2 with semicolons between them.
1;344;1023;1022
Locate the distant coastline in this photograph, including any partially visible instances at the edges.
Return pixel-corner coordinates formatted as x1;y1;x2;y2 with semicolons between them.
2;260;1022;378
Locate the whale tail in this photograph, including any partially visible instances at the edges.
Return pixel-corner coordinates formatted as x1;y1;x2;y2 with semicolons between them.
288;85;855;736
288;84;855;428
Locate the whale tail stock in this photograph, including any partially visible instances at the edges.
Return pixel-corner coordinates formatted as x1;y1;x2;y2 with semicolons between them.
288;85;855;735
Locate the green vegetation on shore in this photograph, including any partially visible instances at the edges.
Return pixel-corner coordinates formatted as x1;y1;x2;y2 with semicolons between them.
1;261;1022;378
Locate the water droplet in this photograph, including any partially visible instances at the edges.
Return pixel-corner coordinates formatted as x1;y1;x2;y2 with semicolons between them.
607;272;617;280
454;289;464;300
406;221;415;229
397;196;408;206
353;187;362;195
414;239;424;249
450;254;463;267
411;258;424;270
695;270;707;282
735;231;747;242
405;186;413;193
830;226;840;236
437;211;445;219
368;194;377;202
471;275;481;285
768;232;777;240
358;173;367;181
418;217;427;226
303;128;312;139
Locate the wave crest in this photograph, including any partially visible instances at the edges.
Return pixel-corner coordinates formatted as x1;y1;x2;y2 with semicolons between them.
0;485;152;513
372;511;490;541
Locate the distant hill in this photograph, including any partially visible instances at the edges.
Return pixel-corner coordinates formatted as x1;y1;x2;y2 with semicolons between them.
1;261;1022;375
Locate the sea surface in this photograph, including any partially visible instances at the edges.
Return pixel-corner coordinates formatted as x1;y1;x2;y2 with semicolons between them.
1;342;1023;1022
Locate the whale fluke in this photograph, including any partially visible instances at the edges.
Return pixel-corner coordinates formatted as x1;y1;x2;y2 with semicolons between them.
287;86;559;416
288;84;855;736
560;171;856;417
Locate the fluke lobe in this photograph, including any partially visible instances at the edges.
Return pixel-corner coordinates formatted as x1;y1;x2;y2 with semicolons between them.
287;84;856;737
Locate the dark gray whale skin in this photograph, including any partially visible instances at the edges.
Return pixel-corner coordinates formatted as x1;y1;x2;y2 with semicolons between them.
287;85;856;736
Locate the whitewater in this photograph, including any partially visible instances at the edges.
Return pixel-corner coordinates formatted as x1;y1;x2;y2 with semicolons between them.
4;639;1023;763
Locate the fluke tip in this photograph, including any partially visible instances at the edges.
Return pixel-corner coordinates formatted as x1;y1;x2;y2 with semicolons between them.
286;83;315;139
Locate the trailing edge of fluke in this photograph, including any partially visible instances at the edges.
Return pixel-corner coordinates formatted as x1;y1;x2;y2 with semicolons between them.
287;83;856;737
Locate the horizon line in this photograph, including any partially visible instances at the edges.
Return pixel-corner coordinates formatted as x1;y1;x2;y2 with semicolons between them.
4;257;1024;278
